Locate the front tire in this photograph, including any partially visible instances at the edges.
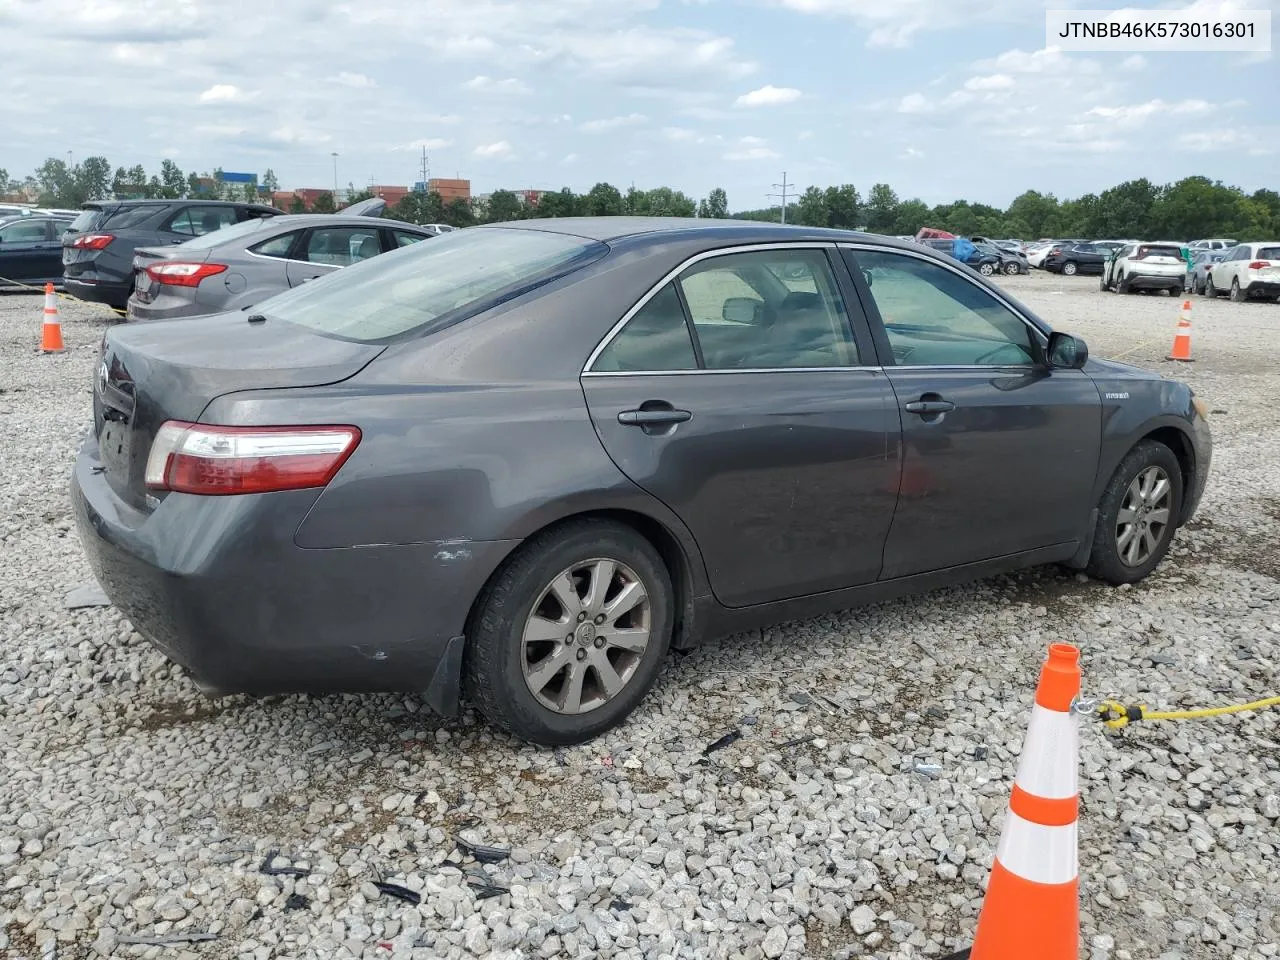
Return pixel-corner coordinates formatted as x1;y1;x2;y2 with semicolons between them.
464;518;673;745
1117;273;1131;294
1062;261;1078;276
1086;441;1184;585
1003;261;1021;276
979;262;995;277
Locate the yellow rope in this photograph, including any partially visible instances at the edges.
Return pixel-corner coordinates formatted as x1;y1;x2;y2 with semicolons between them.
1098;696;1280;729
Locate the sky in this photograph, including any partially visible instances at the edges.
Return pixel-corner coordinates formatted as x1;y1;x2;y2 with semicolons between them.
1;0;1276;211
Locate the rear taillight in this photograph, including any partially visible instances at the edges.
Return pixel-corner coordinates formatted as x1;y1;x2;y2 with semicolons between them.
71;233;114;250
145;422;361;496
1050;247;1061;256
145;262;228;287
1248;261;1269;270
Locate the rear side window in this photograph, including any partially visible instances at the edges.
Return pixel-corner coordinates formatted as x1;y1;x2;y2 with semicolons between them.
70;208;105;232
100;206;165;231
392;229;429;248
1256;247;1280;261
168;206;239;237
256;227;608;342
304;227;382;266
593;283;697;372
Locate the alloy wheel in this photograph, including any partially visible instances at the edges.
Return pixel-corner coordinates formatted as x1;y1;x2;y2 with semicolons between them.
1115;466;1172;567
520;558;652;715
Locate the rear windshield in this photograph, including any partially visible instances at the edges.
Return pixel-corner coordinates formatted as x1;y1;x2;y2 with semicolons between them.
176;216;272;250
1257;247;1280;261
256;227;609;342
1135;245;1183;259
69;208;104;232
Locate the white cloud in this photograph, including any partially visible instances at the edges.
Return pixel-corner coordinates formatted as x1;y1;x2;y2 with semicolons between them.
473;140;513;158
463;75;531;94
199;84;253;103
739;135;768;145
431;35;497;57
1086;99;1212;123
681;105;733;120
735;85;802;107
580;113;648;131
328;72;377;88
562;153;579;163
964;73;1013;91
268;126;333;147
975;46;1099;76
901;146;925;159
393;138;454;152
897;93;933;113
723;146;780;161
1178;129;1267;152
770;0;1030;47
663;126;702;142
798;130;813;140
1121;54;1147;71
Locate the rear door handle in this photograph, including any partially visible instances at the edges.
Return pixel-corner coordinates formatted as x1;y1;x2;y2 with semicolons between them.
618;409;692;426
904;400;955;414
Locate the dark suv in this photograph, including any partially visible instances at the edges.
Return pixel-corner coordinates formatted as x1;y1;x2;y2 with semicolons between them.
62;200;283;309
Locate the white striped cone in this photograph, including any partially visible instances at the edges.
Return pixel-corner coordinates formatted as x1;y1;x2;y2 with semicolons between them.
971;643;1081;960
41;283;67;353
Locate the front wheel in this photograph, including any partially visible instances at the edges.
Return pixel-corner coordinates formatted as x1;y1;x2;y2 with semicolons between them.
1117;273;1131;294
1086;441;1184;585
979;262;995;276
1003;261;1021;276
1062;261;1078;276
464;519;673;745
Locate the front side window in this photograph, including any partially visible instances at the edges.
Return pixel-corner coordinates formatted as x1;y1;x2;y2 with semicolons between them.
169;206;239;237
677;249;858;369
851;249;1037;367
0;220;49;242
393;230;429;248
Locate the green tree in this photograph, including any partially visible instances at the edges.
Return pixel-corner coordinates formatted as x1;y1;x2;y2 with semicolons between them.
699;187;729;219
159;160;186;199
442;198;476;228
288;194;306;214
732;206;783;223
312;191;337;214
392;190;444;225
1094;178;1159;239
824;185;860;229
35;158;79;207
794;186;829;227
261;168;279;194
78;157;113;201
343;184;377;207
631;187;696;217
864;183;900;233
483;189;524;223
583;182;625;217
187;172;204;197
1006;190;1060;239
892;199;930;235
535;188;581;218
0;168;13;196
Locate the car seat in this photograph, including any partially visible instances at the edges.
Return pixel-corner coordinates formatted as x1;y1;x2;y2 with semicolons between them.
355;235;380;261
758;291;852;366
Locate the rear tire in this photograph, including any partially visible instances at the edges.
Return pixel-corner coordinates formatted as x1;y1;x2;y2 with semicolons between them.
1230;278;1246;302
1062;261;1078;277
1086;441;1184;586
1205;276;1218;298
463;518;673;745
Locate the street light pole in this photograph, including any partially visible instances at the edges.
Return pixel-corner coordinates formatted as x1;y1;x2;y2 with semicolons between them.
331;152;339;201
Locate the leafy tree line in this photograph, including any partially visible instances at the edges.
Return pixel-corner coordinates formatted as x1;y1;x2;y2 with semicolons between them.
0;157;281;207
5;157;1275;240
736;176;1280;242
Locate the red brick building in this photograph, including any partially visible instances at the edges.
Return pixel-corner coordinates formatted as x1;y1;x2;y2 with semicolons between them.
429;178;471;204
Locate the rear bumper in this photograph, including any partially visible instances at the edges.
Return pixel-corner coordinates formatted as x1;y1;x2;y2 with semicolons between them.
1126;273;1184;291
1245;280;1280;297
125;295;210;323
69;437;519;714
65;277;131;308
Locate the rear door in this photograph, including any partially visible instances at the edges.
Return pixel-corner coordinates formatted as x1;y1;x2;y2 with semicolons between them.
581;243;901;608
285;225;384;286
841;243;1101;579
0;218;52;282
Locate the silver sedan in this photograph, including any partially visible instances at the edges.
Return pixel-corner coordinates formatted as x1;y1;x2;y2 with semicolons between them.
126;205;438;322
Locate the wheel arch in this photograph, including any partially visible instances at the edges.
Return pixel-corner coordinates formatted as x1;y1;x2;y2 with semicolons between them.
1140;425;1196;523
464;507;709;655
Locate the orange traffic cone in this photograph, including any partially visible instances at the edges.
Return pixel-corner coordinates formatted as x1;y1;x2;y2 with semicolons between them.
969;643;1081;960
40;283;67;353
1166;300;1193;362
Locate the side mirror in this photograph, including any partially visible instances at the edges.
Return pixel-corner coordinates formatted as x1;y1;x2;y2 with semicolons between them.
722;296;764;324
1047;331;1088;369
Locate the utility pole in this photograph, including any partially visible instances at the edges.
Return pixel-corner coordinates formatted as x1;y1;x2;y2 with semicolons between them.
768;171;791;224
419;146;430;190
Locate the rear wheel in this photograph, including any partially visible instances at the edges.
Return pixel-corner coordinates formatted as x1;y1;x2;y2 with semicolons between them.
464;519;673;745
1062;261;1078;276
1193;276;1204;295
1003;261;1020;276
1086;441;1183;585
1230;278;1246;302
1205;275;1218;298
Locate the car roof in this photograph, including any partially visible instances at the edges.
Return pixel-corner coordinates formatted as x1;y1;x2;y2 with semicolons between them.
484;216;926;251
0;214;67;225
83;199;284;212
253;214;430;230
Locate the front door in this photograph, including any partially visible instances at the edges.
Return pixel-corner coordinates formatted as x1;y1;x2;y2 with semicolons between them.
582;246;901;608
842;245;1101;580
285;225;383;287
0;218;52;282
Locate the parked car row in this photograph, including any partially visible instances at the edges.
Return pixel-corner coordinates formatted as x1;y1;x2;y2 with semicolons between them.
916;237;1029;276
0;212;76;288
1193;242;1280;302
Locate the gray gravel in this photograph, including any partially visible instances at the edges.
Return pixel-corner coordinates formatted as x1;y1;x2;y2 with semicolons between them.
1;277;1278;960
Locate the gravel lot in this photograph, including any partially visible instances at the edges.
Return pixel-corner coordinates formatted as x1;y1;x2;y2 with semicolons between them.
2;275;1278;960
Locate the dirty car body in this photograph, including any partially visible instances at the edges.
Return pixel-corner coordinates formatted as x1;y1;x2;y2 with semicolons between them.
71;218;1212;744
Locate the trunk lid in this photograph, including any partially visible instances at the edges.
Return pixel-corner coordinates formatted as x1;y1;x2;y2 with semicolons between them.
93;313;384;510
131;245;208;303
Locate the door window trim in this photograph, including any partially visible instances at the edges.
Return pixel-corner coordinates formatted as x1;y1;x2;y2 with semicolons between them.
582;241;881;377
838;241;1051;368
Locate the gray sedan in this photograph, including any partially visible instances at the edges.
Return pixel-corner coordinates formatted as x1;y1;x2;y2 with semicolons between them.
72;218;1212;745
126;207;437;321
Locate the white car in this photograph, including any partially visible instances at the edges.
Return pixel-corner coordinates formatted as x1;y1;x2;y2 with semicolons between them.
1026;242;1058;268
1189;238;1238;251
1100;242;1187;296
1202;242;1280;302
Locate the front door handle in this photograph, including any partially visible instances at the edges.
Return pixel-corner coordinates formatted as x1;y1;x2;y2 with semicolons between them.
904;399;955;414
618;408;692;426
